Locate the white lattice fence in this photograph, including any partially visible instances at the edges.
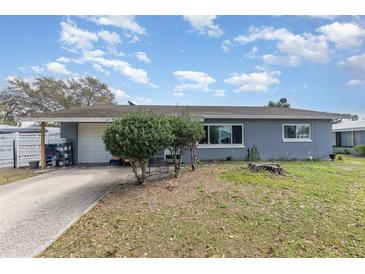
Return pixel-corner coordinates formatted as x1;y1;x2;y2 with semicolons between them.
0;132;62;168
0;133;15;168
16;133;41;167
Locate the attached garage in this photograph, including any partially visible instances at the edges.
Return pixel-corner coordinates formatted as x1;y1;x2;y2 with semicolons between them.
78;123;111;164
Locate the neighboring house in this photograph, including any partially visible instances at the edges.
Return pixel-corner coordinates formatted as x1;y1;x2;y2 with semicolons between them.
24;104;349;164
332;120;365;153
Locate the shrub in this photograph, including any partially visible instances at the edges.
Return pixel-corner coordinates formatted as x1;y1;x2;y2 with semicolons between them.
354;144;365;156
343;149;351;155
247;145;260;161
103;112;173;184
336;154;344;160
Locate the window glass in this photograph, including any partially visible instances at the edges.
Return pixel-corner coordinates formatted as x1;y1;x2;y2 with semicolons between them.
232;125;243;144
341;132;352;146
354;130;365;146
209;126;220;144
284;125;296;138
201;124;243;145
284;124;310;139
297;125;310;138
199;126;209;144
220;125;231;144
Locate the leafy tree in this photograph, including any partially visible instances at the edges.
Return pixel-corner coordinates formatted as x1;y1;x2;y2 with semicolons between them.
268;98;290;108
168;114;205;177
187;120;205;171
0;76;115;125
103;112;173;184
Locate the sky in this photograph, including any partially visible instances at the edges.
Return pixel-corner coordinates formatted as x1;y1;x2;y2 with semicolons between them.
0;15;365;117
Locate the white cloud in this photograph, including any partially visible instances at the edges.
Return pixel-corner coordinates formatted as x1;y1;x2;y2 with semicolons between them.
317;22;365;49
97;30;121;46
173;70;216;91
135;51;151;63
244;46;259;59
86;16;145;35
339;54;365;74
92;63;109;75
46;62;71;75
221;39;232;52
5;75;17;82
60;20;98;51
83;49;105;59
345;79;365;86
129;35;141;43
262;54;301;67
56;57;71;63
224;71;281;93
31;66;44;73
133;97;152;105
87;56;152;85
213;89;226;97
111;88;130;102
172;92;184;97
183;15;223;38
233;26;329;65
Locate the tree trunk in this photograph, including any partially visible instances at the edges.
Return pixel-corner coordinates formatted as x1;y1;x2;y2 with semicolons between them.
131;161;147;184
189;143;197;171
140;163;147;184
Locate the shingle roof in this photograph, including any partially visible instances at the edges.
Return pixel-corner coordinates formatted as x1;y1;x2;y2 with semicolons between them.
25;104;351;121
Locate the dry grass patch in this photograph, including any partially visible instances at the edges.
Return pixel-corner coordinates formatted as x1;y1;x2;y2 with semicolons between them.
39;158;365;258
0;167;40;186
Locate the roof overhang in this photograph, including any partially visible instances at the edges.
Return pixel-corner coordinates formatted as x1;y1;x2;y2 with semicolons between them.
332;127;365;132
202;114;337;120
22;117;115;123
23;114;338;123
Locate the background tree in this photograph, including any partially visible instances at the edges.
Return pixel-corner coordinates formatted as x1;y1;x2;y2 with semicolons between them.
267;98;290;108
0;76;115;125
103;112;173;184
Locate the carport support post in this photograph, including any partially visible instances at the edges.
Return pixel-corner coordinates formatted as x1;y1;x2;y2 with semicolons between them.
40;122;46;169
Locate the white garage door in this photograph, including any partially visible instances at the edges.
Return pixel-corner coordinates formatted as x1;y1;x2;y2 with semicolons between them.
78;123;112;163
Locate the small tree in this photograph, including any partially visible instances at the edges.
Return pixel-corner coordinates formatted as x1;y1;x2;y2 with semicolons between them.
168;115;205;177
187;120;205;171
168;115;192;178
103;112;173;184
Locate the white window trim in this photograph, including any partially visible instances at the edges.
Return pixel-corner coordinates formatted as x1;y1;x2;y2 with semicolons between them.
198;123;244;148
282;123;312;142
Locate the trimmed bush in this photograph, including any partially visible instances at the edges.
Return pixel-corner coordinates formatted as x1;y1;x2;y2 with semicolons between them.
103;112;173;184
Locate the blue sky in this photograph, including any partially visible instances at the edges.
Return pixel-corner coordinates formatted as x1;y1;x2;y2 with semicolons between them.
1;15;365;117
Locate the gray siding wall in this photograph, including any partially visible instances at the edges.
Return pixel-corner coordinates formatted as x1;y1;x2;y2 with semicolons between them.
183;119;332;162
61;119;333;165
60;122;78;164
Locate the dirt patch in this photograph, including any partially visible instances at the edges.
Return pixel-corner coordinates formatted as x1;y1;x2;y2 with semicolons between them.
95;164;231;214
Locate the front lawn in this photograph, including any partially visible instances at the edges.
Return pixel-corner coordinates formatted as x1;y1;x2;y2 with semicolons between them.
0;167;40;186
39;157;365;257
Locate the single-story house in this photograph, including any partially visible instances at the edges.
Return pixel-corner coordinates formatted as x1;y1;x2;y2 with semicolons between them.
332;120;365;153
24;104;349;164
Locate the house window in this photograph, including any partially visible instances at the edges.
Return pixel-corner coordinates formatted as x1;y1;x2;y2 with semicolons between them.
199;124;244;147
283;124;311;142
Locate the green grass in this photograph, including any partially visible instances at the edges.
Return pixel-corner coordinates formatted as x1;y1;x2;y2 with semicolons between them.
0;167;39;186
39;157;365;257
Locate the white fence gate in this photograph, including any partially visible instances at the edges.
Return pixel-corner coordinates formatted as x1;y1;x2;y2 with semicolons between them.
0;132;62;168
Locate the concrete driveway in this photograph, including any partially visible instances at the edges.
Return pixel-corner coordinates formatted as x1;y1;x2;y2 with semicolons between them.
0;166;133;257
